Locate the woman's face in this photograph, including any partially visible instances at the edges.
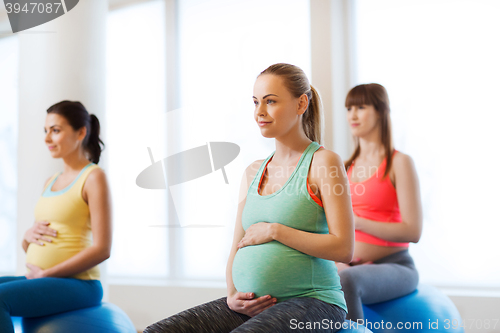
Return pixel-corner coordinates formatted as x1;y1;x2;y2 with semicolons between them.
253;74;306;138
346;104;379;138
44;113;86;159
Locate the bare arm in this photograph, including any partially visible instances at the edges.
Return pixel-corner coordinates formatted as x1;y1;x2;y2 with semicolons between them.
355;153;423;243
226;169;249;298
37;169;112;278
238;150;355;263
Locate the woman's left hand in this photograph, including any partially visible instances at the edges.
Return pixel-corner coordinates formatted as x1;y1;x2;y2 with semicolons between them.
237;222;274;249
25;263;46;279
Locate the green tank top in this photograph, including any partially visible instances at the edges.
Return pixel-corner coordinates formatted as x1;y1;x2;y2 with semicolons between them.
232;141;347;312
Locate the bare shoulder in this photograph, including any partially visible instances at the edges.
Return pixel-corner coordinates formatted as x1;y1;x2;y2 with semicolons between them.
236;159;265;203
310;148;345;188
392;151;416;173
245;159;265;184
311;147;343;169
391;151;419;188
82;167;109;203
85;167;108;186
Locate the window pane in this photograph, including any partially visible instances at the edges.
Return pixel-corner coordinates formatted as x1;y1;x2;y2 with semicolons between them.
106;0;168;278
355;0;500;287
176;0;311;280
0;36;18;275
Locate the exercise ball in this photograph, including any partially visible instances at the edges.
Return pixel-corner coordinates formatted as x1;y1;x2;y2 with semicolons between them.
362;284;464;333
11;302;136;333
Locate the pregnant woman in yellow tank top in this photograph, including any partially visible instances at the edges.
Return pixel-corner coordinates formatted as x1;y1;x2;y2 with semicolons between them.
0;101;112;333
144;64;355;333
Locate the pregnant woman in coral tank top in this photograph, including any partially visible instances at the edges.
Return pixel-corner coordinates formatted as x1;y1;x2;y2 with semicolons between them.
0;101;112;333
338;83;423;321
144;63;355;333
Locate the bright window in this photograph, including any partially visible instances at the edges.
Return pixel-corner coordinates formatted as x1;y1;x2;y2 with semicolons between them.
106;0;169;278
175;0;311;280
0;35;18;275
106;0;310;281
354;0;500;287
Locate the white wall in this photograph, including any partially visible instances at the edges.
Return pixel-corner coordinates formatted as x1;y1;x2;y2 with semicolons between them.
449;295;500;333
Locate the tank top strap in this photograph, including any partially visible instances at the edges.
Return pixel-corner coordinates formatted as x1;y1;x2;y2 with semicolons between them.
291;141;321;186
43;173;60;193
349;149;398;178
250;151;275;191
41;163;99;198
250;142;321;193
70;163;100;195
378;149;398;175
297;141;321;170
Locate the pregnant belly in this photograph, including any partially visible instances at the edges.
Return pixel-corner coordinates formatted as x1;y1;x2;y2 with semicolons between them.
232;241;320;300
25;237;87;271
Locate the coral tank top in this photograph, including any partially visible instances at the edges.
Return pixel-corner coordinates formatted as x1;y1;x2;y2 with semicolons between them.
347;150;409;247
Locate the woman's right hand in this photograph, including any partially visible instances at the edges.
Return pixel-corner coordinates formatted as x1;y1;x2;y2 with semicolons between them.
24;221;57;246
227;292;277;317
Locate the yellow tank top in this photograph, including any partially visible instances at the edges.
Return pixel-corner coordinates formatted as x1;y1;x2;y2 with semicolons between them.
26;163;101;280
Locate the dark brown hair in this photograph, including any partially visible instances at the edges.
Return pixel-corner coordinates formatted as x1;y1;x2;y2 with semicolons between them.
259;63;323;145
47;101;104;164
344;83;394;178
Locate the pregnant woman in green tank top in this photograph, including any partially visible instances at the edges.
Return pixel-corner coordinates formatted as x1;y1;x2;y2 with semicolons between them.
145;63;355;333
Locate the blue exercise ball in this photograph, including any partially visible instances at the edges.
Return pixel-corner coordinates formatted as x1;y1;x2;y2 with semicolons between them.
12;302;136;333
362;284;464;333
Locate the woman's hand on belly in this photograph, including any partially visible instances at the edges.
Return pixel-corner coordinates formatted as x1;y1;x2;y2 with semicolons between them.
237;222;274;249
24;220;57;246
227;291;277;317
25;263;46;279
